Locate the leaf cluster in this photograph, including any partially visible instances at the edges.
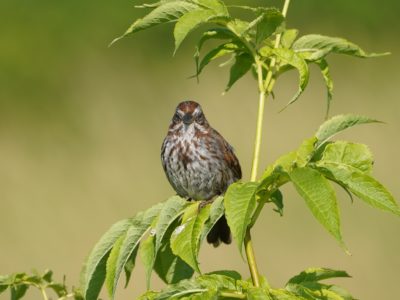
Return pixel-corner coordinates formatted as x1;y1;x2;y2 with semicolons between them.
0;270;82;300
140;267;354;299
112;0;388;115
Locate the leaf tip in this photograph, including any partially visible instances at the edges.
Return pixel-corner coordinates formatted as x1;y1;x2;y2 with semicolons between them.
108;36;123;48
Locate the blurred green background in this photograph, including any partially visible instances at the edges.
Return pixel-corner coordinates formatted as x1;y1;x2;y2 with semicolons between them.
1;0;399;299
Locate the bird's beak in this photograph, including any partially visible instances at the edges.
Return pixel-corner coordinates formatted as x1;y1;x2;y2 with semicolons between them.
182;113;194;125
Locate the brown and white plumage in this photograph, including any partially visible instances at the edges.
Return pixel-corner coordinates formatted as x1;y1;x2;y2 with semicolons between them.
161;100;241;246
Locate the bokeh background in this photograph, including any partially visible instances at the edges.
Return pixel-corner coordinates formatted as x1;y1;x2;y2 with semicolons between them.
1;0;399;299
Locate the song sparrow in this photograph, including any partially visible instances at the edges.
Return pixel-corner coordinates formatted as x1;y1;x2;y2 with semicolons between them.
161;100;242;246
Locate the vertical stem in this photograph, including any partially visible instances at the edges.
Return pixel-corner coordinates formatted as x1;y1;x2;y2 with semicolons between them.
250;76;267;182
40;287;49;300
245;0;291;288
244;230;260;287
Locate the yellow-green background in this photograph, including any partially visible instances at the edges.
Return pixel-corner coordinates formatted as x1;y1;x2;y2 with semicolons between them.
1;0;399;299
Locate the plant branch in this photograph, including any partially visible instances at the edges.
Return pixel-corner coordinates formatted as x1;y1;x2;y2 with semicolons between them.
244;0;291;289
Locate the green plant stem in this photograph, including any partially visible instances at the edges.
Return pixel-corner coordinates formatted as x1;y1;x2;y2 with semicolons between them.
244;230;261;287
40;287;49;300
244;0;291;289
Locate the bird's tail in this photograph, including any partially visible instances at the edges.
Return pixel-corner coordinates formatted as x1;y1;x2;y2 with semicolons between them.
206;215;231;247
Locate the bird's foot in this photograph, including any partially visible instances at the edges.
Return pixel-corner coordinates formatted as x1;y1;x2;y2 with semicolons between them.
198;199;214;211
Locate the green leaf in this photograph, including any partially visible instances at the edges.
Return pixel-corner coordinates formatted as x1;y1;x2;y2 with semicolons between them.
196;28;238;52
140;233;156;289
206;270;242;280
123;247;138;288
142;274;235;300
254;8;285;45
270;289;308;299
227;18;251;36
0;284;8;294
192;0;228;14
287;268;351;285
47;282;68;297
105;234;125;298
82;218;133;300
269;189;284;216
315;114;381;147
317;162;400;216
155;196;188;257
108;203;163;299
174;9;219;53
316;59;333;119
289;167;344;248
319;141;373;173
296;137;317;167
224;182;258;256
11;285;29;300
273;48;309;109
197;42;239;76
247;287;273;300
225;53;253;92
154;224;194;284
111;1;198;45
281;29;299;48
293;34;390;61
201;196;225;240
171;203;211;273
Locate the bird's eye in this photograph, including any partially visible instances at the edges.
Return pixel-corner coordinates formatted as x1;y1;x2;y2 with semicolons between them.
196;113;205;124
173;113;181;123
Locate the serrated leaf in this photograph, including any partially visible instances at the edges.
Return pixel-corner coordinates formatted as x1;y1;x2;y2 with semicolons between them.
197;42;239;76
108;203;163;299
192;0;228;14
287;268;351;285
224;182;258;256
273;48;309;109
317;162;400;216
226;18;251;36
289;167;344;248
296;137;317;167
196;28;237;52
82;218;133;300
281;29;299;48
123;247;138;288
206;270;242;280
154;223;194;284
140;233;156;289
171;203;211;273
254;8;285;45
293;34;389;61
316;59;333;119
201;196;225;240
320;141;373;173
111;1;198;45
155;196;188;257
315;114;381;147
105;234;125;298
174;9;219;53
225;53;253;92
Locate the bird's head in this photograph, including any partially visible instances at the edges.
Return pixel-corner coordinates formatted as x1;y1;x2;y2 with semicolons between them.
169;101;210;134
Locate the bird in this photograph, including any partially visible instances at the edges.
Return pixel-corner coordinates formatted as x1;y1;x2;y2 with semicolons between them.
161;100;241;246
